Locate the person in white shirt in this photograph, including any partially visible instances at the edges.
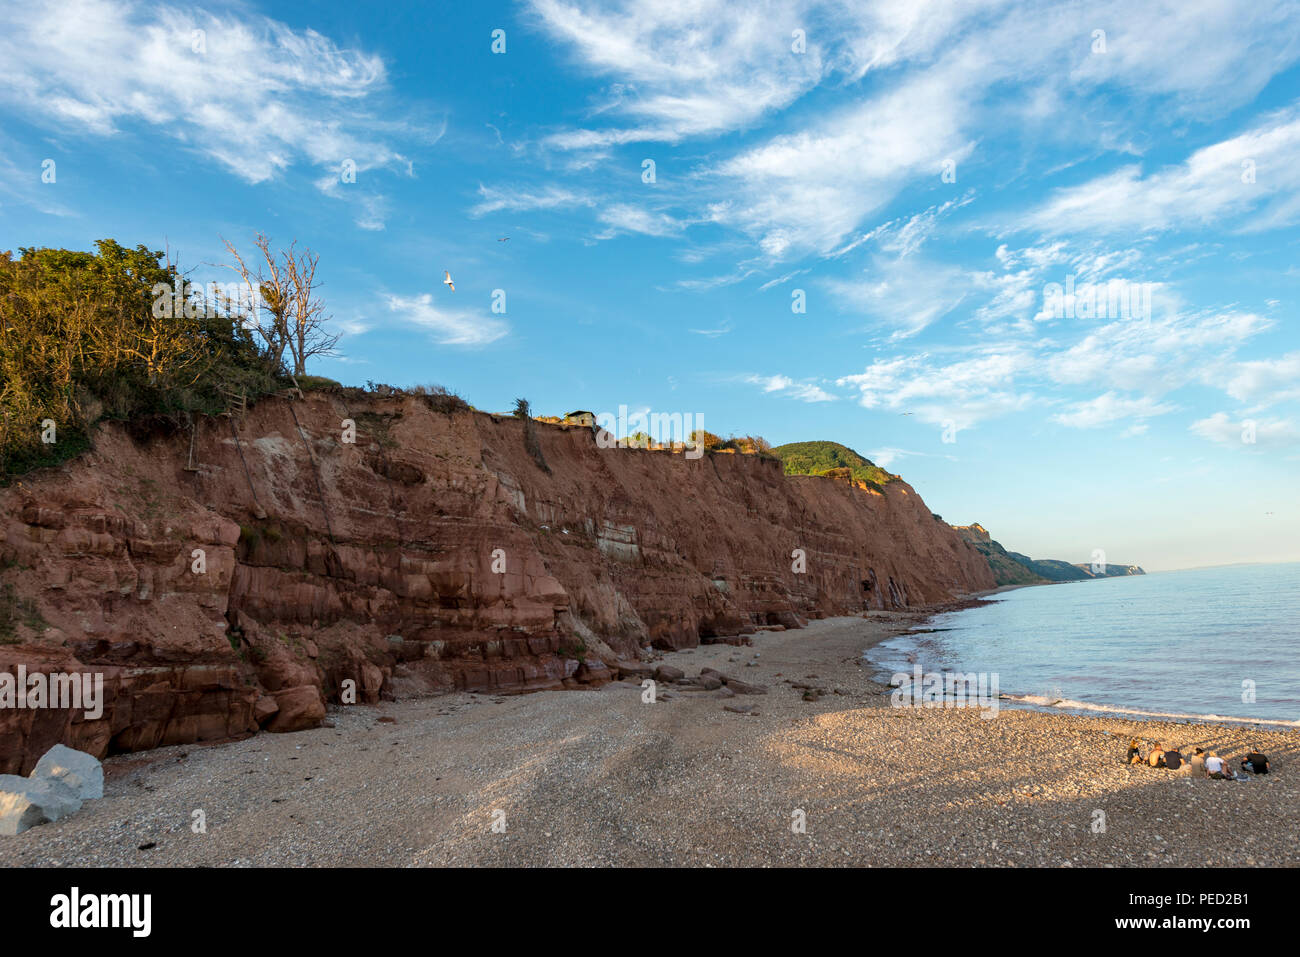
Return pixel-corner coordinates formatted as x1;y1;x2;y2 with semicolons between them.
1205;753;1231;779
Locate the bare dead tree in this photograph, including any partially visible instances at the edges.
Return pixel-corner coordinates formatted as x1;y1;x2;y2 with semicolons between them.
280;245;339;375
219;234;339;376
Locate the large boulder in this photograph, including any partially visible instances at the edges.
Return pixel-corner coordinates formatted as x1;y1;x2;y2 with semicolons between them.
616;660;654;679
0;775;83;835
266;685;326;733
253;695;280;726
31;744;104;800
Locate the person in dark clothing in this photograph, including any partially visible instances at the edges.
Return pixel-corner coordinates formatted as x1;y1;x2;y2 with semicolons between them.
1126;738;1143;765
1241;749;1270;774
1163;747;1184;770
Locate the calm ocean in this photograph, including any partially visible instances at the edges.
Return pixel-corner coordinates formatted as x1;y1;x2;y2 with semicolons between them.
865;562;1300;726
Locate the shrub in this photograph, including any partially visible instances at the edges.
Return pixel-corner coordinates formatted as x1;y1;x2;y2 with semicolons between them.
513;398;550;473
413;384;470;414
1;241;284;481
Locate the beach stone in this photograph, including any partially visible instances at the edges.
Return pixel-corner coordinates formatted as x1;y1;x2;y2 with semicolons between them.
725;677;768;695
30;744;103;800
0;774;83;835
654;665;684;682
617;661;653;679
695;675;723;690
266;685;326;733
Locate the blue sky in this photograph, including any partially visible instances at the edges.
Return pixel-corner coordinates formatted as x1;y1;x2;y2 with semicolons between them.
2;0;1298;571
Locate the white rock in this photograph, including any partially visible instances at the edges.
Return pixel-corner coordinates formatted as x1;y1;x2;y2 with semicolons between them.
0;775;83;835
31;744;104;800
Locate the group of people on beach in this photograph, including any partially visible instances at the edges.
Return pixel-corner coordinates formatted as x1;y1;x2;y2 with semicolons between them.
1125;739;1270;779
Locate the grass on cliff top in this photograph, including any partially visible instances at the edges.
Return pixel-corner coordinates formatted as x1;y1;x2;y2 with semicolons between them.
770;441;896;489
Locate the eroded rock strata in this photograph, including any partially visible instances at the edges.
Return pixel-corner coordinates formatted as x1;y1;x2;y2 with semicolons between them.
0;393;994;771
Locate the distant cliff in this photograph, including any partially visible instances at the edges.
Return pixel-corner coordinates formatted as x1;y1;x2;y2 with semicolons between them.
953;524;1144;586
949;524;1048;585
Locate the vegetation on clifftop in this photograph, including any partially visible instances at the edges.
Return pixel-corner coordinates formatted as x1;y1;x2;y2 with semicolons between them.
0;241;280;479
0;238;341;481
770;441;896;490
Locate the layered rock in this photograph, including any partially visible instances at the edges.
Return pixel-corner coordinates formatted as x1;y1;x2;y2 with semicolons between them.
0;392;995;770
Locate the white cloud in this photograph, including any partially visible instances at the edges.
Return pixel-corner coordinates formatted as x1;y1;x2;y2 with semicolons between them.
470;184;593;217
1191;412;1300;448
527;0;830;148
491;0;1300;267
823;256;972;338
837;351;1034;428
0;0;413;187
1044;310;1273;394
745;374;836;402
1223;351;1300;406
1053;392;1176;428
595;204;685;239
1016;109;1300;236
385;293;508;346
866;446;944;469
707;70;974;257
689;321;733;338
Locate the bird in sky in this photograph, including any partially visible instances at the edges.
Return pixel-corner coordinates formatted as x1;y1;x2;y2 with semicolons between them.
443;270;455;292
497;237;510;242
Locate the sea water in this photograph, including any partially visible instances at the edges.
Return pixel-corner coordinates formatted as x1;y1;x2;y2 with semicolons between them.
865;562;1300;726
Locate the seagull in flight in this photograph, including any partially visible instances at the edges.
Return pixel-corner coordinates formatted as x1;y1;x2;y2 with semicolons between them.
497;237;510;242
443;270;455;292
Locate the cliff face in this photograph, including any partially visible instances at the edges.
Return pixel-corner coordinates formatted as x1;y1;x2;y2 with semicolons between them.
950;524;1048;586
0;392;994;771
952;523;1144;584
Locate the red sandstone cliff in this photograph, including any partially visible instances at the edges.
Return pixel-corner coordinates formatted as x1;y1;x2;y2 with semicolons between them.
0;392;994;771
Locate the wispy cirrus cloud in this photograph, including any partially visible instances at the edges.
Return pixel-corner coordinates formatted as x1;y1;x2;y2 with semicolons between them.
384;293;507;346
837;352;1035;429
470;183;594;217
823;255;973;339
1014;108;1300;237
688;320;733;338
526;0;828;149
470;0;1300;280
744;374;836;402
0;0;418;191
595;203;687;239
1053;391;1177;428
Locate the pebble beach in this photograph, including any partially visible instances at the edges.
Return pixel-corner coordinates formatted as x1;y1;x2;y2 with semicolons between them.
3;611;1296;868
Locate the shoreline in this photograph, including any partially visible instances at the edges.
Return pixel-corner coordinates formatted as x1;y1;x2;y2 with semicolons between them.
2;607;1297;867
868;591;1300;730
